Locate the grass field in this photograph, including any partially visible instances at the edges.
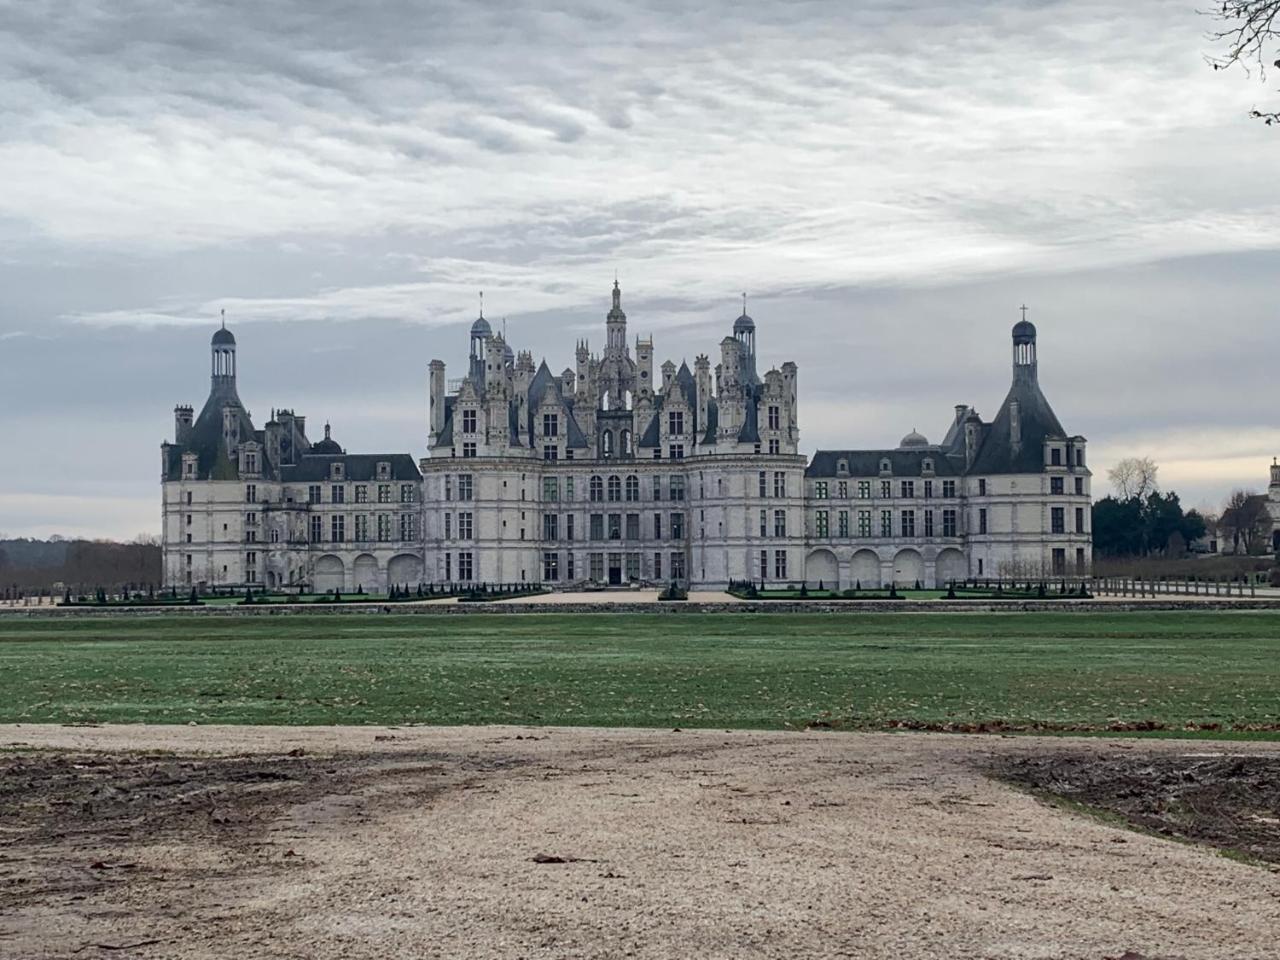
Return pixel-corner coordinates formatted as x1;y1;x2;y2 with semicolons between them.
0;612;1278;736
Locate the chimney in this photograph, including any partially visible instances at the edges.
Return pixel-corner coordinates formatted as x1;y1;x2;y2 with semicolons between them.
174;405;194;443
429;360;446;444
694;354;711;439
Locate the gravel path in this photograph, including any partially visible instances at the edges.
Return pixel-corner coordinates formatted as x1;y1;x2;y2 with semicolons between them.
2;724;1277;959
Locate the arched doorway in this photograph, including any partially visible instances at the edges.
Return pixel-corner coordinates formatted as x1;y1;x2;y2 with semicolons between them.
389;554;422;588
892;549;924;588
354;554;379;593
851;549;880;588
935;548;967;587
805;548;838;588
314;555;345;593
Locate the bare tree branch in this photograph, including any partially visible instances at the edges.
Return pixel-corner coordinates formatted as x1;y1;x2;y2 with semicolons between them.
1204;1;1280;122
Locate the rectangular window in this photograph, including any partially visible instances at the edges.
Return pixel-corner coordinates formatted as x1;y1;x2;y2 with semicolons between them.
458;512;473;539
543;445;558;461
942;479;956;498
858;510;871;537
759;549;769;581
332;485;345;504
543;551;560;581
401;484;416;503
923;480;932;499
625;476;639;501
400;513;416;541
670;476;686;501
543;514;559;540
880;510;892;537
590;514;604;540
462;409;477;433
458;475;473;500
838;510;849;537
309;515;322;542
626;553;641;581
979;508;988;534
759;509;767;537
608;513;622;540
1075;507;1085;533
815;510;829;537
978;478;987;496
444;552;452;580
458;552;474;581
543;477;559;502
1052;547;1066;574
1076;547;1086;572
245;484;257;503
377;513;393;541
858;480;871;500
444;476;453;501
670;512;685;539
444;513;452;539
768;439;780;455
774;550;787;580
1051;507;1065;534
758;471;767;497
654;513;663;539
901;510;915;537
942;509;957;537
670;552;686;580
1051;477;1064;495
543;413;559;437
462;442;477;458
837;480;848;499
668;443;685;460
773;509;786;538
668;411;684;435
330;514;345;543
1075;477;1084;496
767;405;780;430
652;476;662;501
924;510;934;537
653;552;662;579
773;472;786;498
901;480;915;499
815;481;829;499
354;485;368;503
565;477;575;500
625;513;640;539
308;484;322;504
1051;448;1062;466
355;514;369;541
377;484;391;503
880;480;892;499
566;515;575;540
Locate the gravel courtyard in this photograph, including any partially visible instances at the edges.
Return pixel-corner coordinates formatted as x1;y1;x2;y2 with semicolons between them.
2;725;1277;960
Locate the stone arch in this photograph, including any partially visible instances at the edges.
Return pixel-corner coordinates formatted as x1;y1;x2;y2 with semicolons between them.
892;548;924;587
850;549;881;588
314;554;345;593
354;554;379;593
388;554;422;587
805;548;838;588
936;548;967;587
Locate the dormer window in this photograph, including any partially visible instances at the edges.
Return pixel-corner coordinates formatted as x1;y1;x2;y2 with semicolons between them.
879;459;892;475
922;458;934;475
377;461;391;479
330;462;344;481
836;459;849;476
1050;447;1062;467
462;409;478;434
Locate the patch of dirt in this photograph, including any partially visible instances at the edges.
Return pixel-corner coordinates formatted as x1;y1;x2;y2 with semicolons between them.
0;749;518;917
995;752;1280;864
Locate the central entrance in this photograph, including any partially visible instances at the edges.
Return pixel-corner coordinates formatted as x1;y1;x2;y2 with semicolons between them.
608;553;623;586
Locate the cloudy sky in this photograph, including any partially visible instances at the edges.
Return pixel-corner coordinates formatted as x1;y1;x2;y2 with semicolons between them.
1;0;1277;539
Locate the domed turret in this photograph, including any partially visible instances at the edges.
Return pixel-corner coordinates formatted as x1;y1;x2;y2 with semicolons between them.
899;429;929;449
310;422;342;455
471;315;492;338
212;326;236;346
210;311;237;390
733;312;755;334
1012;307;1038;382
1012;318;1036;341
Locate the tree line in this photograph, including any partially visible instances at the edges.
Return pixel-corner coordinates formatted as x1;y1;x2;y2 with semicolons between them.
1092;457;1273;558
0;536;161;591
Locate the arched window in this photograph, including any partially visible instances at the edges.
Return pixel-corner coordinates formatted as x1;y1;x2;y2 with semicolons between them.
602;431;613;458
625;475;639;501
607;475;622;502
589;475;603;501
620;429;632;456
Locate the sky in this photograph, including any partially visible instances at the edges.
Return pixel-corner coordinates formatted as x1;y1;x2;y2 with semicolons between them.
1;0;1277;539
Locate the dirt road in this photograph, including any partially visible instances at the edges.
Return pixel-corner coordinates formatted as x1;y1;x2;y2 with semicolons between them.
2;725;1277;959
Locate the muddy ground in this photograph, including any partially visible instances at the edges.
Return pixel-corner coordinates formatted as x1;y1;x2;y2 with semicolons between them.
1;725;1278;960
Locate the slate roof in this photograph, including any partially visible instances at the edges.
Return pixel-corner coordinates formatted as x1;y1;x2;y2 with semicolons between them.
806;449;963;478
163;381;258;481
969;376;1067;475
281;453;422;482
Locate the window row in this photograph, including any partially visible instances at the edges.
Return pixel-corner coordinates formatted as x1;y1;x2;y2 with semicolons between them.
812;508;959;539
812;478;958;500
305;513;418;543
300;483;417;505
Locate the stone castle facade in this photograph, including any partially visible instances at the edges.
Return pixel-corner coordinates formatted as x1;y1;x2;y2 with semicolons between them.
161;285;1092;591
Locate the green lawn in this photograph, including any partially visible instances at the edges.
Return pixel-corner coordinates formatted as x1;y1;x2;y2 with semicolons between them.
0;612;1277;736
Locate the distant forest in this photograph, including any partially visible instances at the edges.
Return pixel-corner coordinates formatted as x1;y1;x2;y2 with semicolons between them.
0;538;162;592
